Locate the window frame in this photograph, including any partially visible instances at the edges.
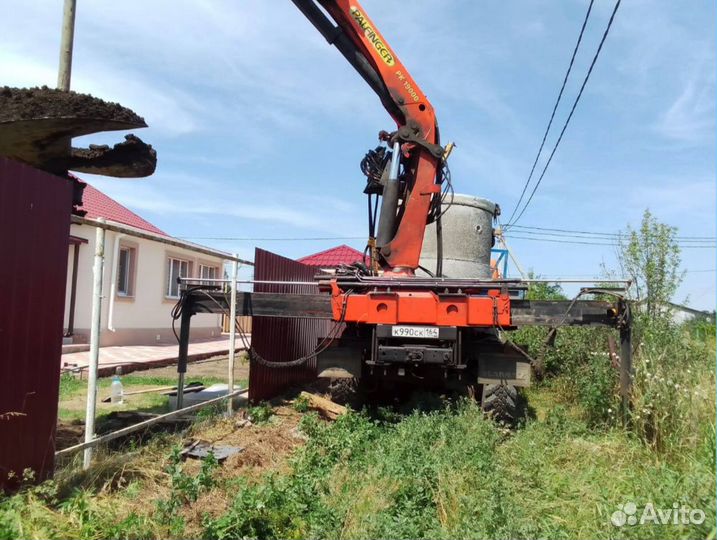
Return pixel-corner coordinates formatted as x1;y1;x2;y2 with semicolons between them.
116;243;137;298
199;263;219;285
166;256;191;299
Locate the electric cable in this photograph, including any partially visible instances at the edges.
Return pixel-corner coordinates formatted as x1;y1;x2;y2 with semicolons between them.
179;288;351;369
505;233;715;248
506;0;595;225
504;229;716;246
508;0;622;227
508;224;716;241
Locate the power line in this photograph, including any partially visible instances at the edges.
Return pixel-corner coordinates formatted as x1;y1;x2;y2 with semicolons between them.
508;270;715;280
508;0;622;227
506;234;617;247
506;0;595;225
506;234;715;249
176;236;365;241
505;228;716;243
508;224;716;241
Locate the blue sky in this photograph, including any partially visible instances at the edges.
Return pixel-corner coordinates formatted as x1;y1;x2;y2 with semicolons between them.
3;1;715;308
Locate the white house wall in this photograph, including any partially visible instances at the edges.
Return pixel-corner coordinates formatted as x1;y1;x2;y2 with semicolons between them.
64;223;224;346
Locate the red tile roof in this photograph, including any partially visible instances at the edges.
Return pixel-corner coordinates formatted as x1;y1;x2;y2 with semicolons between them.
78;183;166;236
298;244;366;267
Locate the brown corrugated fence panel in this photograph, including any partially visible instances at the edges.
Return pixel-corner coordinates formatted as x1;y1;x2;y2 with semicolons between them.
248;248;332;402
222;315;252;334
0;158;74;490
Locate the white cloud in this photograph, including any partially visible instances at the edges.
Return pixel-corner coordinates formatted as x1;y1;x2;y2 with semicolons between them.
655;60;715;144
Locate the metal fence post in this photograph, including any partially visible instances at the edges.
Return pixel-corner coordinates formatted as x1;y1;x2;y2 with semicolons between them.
227;257;239;414
619;302;632;423
176;295;193;410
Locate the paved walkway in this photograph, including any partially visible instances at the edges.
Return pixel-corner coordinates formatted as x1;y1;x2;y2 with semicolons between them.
60;337;249;377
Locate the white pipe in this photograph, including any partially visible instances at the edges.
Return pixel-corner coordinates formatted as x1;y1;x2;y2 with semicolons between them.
107;233;124;332
84;219;106;470
227;257;239;415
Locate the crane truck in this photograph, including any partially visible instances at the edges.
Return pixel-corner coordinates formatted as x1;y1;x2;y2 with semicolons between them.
289;0;528;420
174;1;632;422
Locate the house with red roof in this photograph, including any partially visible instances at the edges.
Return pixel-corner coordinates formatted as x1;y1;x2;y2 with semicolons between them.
298;244;367;271
64;183;228;348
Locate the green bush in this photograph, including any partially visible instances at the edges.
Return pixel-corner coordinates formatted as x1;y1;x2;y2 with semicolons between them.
247;402;275;424
293;394;310;413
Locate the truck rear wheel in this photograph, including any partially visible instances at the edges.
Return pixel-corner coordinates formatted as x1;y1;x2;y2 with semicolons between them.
481;383;518;425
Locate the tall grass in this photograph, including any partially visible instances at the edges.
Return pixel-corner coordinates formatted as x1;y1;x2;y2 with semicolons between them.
201;401;714;539
2;315;714;539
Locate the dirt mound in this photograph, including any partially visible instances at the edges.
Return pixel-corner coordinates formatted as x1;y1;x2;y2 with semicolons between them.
0;86;145;125
181;404;306;530
200;405;304;477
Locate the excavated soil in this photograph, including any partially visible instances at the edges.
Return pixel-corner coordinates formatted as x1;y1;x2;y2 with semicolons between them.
55;422;85;450
189;405;305;479
0;86;145;125
180;404;307;528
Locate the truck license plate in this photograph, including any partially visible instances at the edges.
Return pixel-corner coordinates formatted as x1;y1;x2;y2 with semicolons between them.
391;325;439;339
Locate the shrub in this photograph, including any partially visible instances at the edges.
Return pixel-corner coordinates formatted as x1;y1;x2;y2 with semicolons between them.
247;402;275;424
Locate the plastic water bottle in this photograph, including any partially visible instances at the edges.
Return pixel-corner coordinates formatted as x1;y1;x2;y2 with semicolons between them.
111;367;124;405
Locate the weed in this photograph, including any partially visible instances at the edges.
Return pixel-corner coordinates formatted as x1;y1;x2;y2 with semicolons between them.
156;446;219;520
293;394;310;413
195;402;225;421
59;373;84;399
247;402;274;424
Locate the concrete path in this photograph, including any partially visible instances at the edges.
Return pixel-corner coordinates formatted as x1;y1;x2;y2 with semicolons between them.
60;337;249;377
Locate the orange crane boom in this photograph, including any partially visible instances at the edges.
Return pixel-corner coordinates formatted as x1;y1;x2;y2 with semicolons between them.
291;0;444;274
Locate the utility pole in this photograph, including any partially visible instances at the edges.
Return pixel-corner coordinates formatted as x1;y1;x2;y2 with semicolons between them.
57;0;77;91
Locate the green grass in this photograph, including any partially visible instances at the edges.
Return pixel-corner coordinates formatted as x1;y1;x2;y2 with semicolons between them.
198;397;714;540
59;373;85;399
4;385;715;539
59;374;230;400
3;322;713;539
57;373;238;423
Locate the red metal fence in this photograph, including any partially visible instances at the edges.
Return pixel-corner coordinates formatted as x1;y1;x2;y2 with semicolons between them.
0;158;74;490
248;248;332;401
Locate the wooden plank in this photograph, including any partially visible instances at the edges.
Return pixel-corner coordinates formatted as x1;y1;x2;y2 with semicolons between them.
299;391;346;420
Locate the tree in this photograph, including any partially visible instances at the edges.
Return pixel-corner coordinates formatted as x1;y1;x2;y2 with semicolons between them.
616;209;684;319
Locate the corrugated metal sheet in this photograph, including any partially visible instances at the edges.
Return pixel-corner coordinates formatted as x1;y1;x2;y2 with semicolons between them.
0;158;74;490
249;248;332;402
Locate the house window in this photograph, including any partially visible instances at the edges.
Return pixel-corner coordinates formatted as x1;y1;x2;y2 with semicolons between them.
166;257;190;298
199;264;218;285
117;246;136;297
